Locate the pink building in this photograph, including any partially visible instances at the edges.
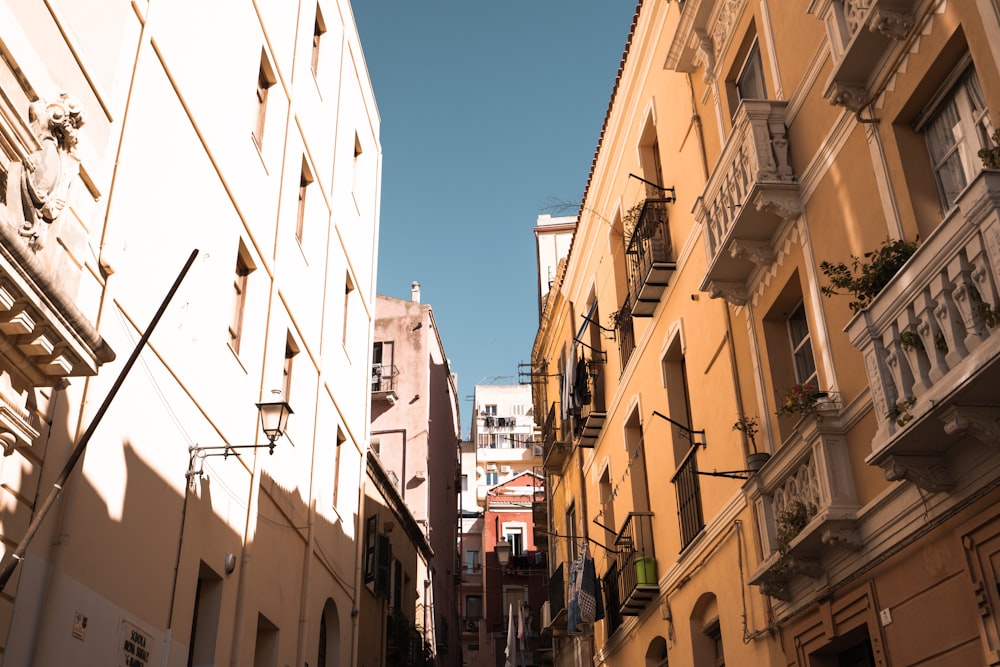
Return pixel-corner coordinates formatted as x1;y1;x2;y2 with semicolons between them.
366;286;462;665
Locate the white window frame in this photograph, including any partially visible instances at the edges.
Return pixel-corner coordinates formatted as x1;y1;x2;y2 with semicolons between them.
787;301;817;387
918;56;993;210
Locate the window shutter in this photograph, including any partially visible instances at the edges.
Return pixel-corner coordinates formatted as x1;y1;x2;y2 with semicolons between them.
364;515;378;584
375;534;392;599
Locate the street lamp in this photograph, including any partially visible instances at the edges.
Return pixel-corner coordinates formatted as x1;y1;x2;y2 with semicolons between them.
495;536;512;570
186;395;294;482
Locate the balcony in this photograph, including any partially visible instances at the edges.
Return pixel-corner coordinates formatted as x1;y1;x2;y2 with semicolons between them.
371;363;398;403
846;170;1000;491
508;552;547;573
745;414;861;600
545;561;567;634
809;0;920;110
695;100;800;305
626;199;676;316
572;361;606;448
541;402;570;472
611;512;659;616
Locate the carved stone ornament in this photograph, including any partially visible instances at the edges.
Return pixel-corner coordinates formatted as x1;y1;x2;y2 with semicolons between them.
754;190;802;222
708;281;749;306
869;9;914;40
883;454;951;492
828;84;869;112
821;526;862;550
785;555;823;578
940;405;1000;447
729;239;776;266
19;92;86;250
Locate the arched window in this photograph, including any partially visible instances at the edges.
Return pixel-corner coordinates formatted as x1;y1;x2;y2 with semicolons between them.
317;598;340;666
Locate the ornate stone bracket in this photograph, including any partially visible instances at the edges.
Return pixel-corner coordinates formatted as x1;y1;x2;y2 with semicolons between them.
869;9;914;40
729;240;776;266
940;405;1000;447
828;84;869;112
821;526;863;550
753;189;802;222
883;454;951;492
707;281;749;306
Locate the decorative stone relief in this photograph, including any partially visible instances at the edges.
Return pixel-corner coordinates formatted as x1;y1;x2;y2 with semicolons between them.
828;84;869;111
940;405;1000;447
754;190;802;221
18;93;85;250
883;454;951;492
869;9;914;40
708;281;749;305
696;30;716;84
729;240;776;266
821;526;862;550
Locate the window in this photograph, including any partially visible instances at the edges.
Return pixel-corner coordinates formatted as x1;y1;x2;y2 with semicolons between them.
187;563;222;667
706;620;725;667
296;159;313;244
483;404;497;416
342;272;354;347
229;243;255;353
922;61;993;209
311;8;326;76
282;333;299;404
465;550;480;573
728;36;767;118
465;595;483;619
372;341;394;392
253;613;278;667
333;427;345;506
352;133;363;194
253;54;276;149
565;503;578;563
661;333;693;467
736;41;766;103
461;474;468;491
787;301;817;387
485;471;498;485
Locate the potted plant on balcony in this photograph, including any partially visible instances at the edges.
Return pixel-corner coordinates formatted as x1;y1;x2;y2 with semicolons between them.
733;415;770;472
776;383;822;419
820;237;918;313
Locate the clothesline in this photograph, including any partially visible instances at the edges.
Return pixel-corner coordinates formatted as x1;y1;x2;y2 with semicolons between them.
534;528;619;554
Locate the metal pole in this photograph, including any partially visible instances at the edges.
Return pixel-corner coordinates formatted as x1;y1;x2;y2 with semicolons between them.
0;248;199;592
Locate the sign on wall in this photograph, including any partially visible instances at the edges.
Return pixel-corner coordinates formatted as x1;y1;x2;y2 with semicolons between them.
118;620;154;667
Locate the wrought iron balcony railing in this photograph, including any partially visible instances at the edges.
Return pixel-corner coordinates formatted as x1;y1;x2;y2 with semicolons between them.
541;401;570;472
672;445;705;550
371;363;399;399
614;296;636;371
611;512;658;616
626;199;676;316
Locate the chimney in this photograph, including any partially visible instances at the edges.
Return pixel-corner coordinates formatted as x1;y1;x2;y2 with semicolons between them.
411;281;421;303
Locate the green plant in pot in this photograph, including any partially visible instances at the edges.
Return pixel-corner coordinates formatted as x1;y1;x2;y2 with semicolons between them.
820;238;918;313
733;415;770;472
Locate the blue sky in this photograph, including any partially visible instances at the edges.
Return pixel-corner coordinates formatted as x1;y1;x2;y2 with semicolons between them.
352;3;637;438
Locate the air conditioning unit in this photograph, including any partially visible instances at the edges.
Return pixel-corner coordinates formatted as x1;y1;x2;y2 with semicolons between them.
532;445;544;457
500;465;511;474
465;619;478;632
540;601;552;629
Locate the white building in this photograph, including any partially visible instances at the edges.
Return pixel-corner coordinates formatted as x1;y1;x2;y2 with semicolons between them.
0;1;380;665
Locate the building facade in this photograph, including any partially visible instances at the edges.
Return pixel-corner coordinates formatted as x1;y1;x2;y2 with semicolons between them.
461;384;542;666
0;1;380;665
534;0;1000;665
370;288;463;665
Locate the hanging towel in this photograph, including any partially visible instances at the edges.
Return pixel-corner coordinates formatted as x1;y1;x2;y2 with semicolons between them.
579;542;597;623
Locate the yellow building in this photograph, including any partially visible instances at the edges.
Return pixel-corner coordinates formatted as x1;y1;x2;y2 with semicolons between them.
0;1;381;665
534;0;1000;665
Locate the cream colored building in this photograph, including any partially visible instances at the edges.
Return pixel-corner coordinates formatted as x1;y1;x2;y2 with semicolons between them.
0;1;380;665
534;0;1000;665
